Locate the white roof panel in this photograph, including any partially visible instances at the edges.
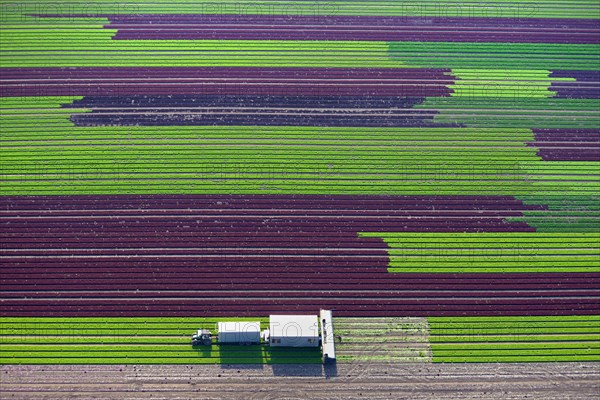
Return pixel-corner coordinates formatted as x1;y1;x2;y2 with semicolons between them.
269;315;319;338
217;321;261;333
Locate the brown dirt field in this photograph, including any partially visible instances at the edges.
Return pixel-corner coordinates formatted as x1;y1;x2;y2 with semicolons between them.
1;362;599;400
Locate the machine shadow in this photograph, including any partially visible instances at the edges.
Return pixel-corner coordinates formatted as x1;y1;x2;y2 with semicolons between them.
271;361;337;378
191;343;213;360
269;346;337;377
219;344;265;370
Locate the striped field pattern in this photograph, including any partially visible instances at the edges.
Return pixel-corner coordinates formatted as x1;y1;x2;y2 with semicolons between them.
0;0;599;366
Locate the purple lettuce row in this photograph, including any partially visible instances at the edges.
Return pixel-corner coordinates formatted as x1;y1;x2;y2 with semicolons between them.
0;67;453;79
2;193;586;318
549;71;600;81
99;15;599;27
65;95;427;109
0;194;592;317
3;299;598;308
1;300;598;317
111;30;599;44
0;67;455;98
2;85;453;98
551;87;600;99
0;193;551;318
530;129;600;161
552;91;600;99
0;210;537;218
66;96;447;127
532;128;600;141
97;14;599;43
528;142;600;148
0;194;548;211
549;70;600;99
57;84;455;128
26;14;600;43
3;290;598;300
3;299;597;308
534;150;600;161
69;113;463;128
3;253;599;318
0;211;531;222
30;14;599;28
1;226;536;237
0;218;536;234
0;196;540;257
3;264;597;287
3;310;597;317
2;269;594;287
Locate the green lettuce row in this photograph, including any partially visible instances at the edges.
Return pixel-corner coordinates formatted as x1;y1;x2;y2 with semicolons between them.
431;335;600;343
360;233;600;272
2;0;599;19
3;0;599;19
6;184;595;197
432;342;600;350
420;98;600;111
435;319;600;327
428;326;599;334
389;249;599;256
427;316;600;362
431;355;599;362
362;233;600;239
2;185;584;198
0;356;316;365
2;171;596;182
388;267;599;273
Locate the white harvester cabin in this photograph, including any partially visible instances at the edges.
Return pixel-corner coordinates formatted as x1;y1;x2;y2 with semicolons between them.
319;309;336;362
268;315;319;347
217;321;261;344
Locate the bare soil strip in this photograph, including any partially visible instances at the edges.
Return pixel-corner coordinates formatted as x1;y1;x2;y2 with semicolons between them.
2;362;599;400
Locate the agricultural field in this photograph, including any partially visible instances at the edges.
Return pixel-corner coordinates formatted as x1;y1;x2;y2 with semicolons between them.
2;316;598;364
0;0;599;398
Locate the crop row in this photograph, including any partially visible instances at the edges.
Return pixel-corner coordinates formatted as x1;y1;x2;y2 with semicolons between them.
3;274;595;288
428;316;600;362
3;306;598;318
0;317;323;364
3;183;597;197
0;193;577;207
2;40;599;70
2;52;598;71
3;0;599;19
429;355;600;362
358;232;600;273
1;103;596;198
2;316;598;364
1;316;429;365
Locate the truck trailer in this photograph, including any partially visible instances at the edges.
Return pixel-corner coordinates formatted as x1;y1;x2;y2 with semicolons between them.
191;309;336;364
